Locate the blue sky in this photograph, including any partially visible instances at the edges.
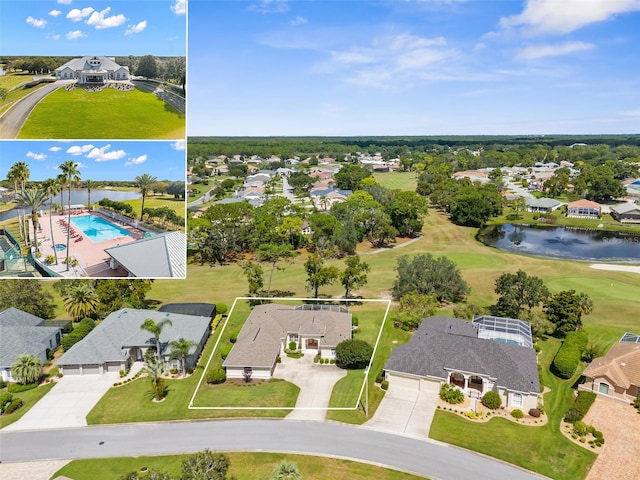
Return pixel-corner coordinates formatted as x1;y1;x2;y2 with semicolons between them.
0;0;186;56
188;0;640;136
1;140;186;181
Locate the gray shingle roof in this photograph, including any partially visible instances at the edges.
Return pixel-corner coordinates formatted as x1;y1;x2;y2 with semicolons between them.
223;304;352;368
104;231;186;278
57;308;210;366
385;316;539;394
0;307;46;327
55;56;128;73
526;197;563;209
611;203;640;215
0;308;61;368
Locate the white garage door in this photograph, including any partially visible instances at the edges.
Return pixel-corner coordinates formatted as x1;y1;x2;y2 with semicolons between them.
420;378;442;393
61;365;81;375
388;372;420;390
82;364;101;375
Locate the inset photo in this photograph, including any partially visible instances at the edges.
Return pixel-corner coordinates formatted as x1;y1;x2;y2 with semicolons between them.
0;1;186;139
1;140;186;278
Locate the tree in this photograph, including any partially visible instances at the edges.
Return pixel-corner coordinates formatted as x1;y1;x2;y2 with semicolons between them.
140;317;173;364
304;253;340;298
11;354;42;385
42;178;61;264
335;339;373;369
493;270;549;318
340;255;370;298
64;283;100;321
15;187;47;254
545;290;593;337
271;460;302;480
120;469;172;480
169;337;196;376
143;356;167;401
0;87;7;101
394;292;439;330
8;161;30;244
84;179;96;209
181;450;235;480
387;190;428;237
256;243;293;297
240;260;264;298
392;254;469;303
0;280;55;319
135;173;158;221
333;164;372;190
58;160;81;269
135;55;158;78
167;181;186;199
152;181;168;195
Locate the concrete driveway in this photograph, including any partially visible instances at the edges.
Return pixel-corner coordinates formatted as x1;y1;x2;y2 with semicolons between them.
2;373;119;431
364;385;438;437
274;354;346;421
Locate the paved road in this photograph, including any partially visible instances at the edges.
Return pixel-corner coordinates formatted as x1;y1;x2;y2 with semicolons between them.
133;80;185;114
0;83;62;139
0;420;545;480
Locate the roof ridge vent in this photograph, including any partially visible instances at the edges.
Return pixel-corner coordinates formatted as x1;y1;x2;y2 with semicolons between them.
253;327;261;342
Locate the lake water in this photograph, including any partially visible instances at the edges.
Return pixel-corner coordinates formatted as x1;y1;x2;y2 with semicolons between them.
0;189;141;222
478;223;640;262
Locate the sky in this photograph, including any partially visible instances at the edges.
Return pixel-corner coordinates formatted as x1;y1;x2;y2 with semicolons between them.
188;0;640;136
0;0;186;56
1;140;186;181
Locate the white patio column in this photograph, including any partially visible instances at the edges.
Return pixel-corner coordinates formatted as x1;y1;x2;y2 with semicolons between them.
463;374;469;390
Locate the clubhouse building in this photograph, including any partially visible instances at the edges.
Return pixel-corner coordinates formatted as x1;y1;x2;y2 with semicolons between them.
55;56;130;83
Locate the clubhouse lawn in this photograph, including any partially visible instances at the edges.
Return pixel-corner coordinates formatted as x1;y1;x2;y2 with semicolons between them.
17;87;185;139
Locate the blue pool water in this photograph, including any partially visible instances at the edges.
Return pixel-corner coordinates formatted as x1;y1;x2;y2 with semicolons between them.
631;180;640;186
53;244;66;251
70;215;131;242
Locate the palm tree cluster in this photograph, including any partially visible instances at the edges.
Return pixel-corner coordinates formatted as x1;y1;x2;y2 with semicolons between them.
11;354;42;385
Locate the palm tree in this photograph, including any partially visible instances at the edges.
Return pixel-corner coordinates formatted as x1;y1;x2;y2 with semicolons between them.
140;317;173;364
15;187;47;255
168;337;196;376
135;173;158;221
11;354;42;385
58;161;81;269
84;179;96;211
142;358;166;401
271;460;302;480
64;284;99;321
8;162;30;245
42;178;61;264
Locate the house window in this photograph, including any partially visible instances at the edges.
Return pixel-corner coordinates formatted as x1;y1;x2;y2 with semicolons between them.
512;393;523;407
598;382;609;395
330;349;336;358
289;334;299;343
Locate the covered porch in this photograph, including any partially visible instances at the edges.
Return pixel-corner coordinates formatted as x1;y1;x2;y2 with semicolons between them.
447;370;491;398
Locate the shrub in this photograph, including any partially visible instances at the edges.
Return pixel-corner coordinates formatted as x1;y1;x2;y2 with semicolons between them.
229;331;238;344
288;341;297;351
330;359;335;364
4;397;23;414
440;383;464;404
44;255;55;265
0;392;13;414
634;396;640;412
529;408;541;418
552;332;588;379
573;421;589;436
220;345;231;360
375;371;384;383
511;409;524;419
481;391;502;410
7;382;37;393
170;368;178;375
0;379;6;389
314;354;320;363
381;380;389;390
206;368;226;385
119;370;126;378
215;303;228;315
186;367;194;375
352;316;359;327
335;339;373;369
564;391;596;423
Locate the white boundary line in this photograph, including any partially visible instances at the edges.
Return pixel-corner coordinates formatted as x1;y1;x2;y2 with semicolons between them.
188;296;391;411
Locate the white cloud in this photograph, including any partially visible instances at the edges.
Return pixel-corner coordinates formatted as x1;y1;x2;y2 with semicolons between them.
86;145;127;162
125;20;147;35
49;10;62;17
171;0;186;15
500;0;640;35
49;146;62;152
517;41;595;60
26;16;47;28
290;16;307;26
171;140;186;151
27;151;47;161
76;162;88;170
125;154;148;166
52;34;61;40
67;7;94;22
66;30;86;40
86;7;126;30
57;0;72;4
249;0;289;14
66;144;94;155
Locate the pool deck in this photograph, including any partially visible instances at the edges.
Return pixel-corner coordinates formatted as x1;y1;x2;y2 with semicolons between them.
35;210;144;277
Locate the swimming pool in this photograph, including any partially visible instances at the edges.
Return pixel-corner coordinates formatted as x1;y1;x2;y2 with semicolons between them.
70;214;132;242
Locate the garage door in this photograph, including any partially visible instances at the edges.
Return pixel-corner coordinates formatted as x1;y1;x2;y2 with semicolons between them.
388;372;420;390
82;364;101;375
420;378;441;393
106;362;122;373
61;365;81;375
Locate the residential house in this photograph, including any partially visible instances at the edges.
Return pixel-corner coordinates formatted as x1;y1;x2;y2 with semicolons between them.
55;56;130;83
611;203;640;224
0;308;64;382
581;332;640;402
57;308;211;375
526;197;563;214
452;171;490;184
384;316;540;410
566;199;601;219
223;304;352;379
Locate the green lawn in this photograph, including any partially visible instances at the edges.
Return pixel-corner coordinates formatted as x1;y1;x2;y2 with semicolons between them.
124;194;186;220
373;171;418;191
0;71;34;90
17;87;185;139
193;378;299;408
0;382;56;429
52;452;428;480
429;338;597;480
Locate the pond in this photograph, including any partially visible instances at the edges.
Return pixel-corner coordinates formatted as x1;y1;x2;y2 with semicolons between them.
0;189;141;222
478;223;640;263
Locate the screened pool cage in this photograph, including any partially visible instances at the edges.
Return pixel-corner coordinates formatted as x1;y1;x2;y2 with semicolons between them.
472;315;533;348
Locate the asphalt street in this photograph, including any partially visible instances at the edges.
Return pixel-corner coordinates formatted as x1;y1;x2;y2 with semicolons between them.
0;83;62;139
0;419;546;480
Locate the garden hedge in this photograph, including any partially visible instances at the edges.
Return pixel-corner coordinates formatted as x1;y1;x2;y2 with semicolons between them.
564;391;597;423
335;339;373;369
481;390;502;409
552;331;588;379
